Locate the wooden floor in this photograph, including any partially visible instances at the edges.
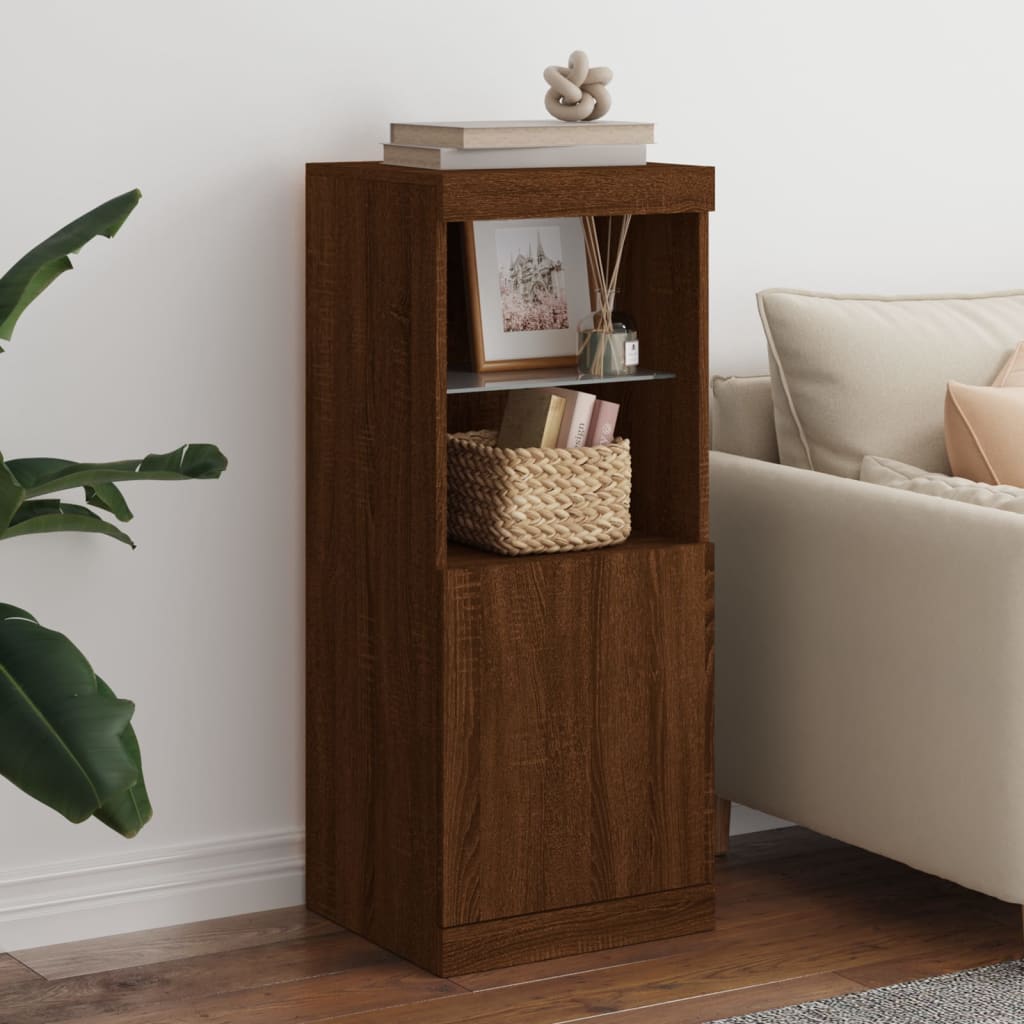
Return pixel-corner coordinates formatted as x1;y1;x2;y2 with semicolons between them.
1;828;1020;1024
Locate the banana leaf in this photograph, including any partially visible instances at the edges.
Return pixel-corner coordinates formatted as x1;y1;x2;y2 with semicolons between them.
0;458;24;531
0;190;141;344
6;444;227;499
85;482;133;522
0;604;140;825
92;676;152;836
2;500;135;547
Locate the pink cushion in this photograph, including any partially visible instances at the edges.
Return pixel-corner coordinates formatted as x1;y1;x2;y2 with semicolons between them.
946;343;1024;485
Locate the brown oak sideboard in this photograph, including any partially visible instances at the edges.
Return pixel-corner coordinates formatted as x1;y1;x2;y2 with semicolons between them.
306;161;715;975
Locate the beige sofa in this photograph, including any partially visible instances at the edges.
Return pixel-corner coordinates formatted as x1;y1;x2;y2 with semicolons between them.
711;292;1024;911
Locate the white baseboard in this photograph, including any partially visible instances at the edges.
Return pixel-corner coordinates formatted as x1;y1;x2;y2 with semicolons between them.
0;830;305;952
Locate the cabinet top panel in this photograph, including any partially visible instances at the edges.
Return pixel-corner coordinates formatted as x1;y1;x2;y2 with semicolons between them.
306;162;714;221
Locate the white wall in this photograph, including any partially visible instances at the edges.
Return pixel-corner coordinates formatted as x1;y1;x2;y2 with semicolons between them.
2;0;1022;947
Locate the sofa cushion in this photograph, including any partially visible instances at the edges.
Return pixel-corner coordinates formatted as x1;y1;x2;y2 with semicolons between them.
759;288;1024;478
710;374;778;462
993;340;1024;386
945;341;1024;487
945;381;1024;487
860;454;1024;513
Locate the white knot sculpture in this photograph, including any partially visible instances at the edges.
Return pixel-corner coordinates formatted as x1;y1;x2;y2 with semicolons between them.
544;50;612;122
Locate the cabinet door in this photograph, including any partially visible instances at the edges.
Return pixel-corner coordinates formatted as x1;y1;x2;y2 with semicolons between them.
443;543;711;926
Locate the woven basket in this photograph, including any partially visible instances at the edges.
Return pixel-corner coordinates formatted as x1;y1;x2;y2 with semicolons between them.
447;430;631;556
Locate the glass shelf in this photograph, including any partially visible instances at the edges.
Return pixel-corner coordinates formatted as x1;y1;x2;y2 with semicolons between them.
447;367;675;395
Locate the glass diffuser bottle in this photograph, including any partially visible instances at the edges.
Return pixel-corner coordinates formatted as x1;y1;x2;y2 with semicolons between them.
577;300;638;377
577;215;638;377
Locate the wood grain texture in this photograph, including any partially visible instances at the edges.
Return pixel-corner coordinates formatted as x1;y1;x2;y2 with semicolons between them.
581;973;867;1024
307;161;715;975
446;534;684;569
440;886;712;976
0;931;461;1024
443;544;710;927
306;167;446;970
704;547;716;869
614;211;709;544
0;955;39;993
835;938;1023;989
305;163;715;222
451;926;728;992
12;907;340;980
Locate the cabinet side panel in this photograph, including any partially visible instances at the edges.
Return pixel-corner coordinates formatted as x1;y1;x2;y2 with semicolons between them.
443;544;710;926
617;212;710;542
306;169;445;971
307;171;361;928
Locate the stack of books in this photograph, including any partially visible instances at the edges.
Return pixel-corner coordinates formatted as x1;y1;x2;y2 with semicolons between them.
496;388;619;449
382;120;654;170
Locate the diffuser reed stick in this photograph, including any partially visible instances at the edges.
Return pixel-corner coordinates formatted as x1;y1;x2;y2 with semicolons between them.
581;215;631;331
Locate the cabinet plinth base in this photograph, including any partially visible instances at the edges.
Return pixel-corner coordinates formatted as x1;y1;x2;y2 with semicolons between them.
311;884;714;977
441;884;714;976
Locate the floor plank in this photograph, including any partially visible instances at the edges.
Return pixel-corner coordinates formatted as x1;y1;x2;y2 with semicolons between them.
96;963;463;1024
571;972;866;1024
0;956;40;994
835;937;1024;989
0;930;462;1024
12;906;340;979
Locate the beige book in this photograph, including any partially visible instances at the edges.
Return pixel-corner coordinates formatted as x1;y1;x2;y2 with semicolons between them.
389;120;655;150
547;388;597;448
496;391;566;449
381;143;647;170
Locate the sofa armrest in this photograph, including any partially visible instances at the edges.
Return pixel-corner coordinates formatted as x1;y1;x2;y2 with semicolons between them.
711;451;1024;901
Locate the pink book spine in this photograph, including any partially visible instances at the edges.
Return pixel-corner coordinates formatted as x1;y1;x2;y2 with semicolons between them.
585;399;620;446
549;388;596;448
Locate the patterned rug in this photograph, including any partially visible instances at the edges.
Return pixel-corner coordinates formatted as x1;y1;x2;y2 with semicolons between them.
708;961;1024;1023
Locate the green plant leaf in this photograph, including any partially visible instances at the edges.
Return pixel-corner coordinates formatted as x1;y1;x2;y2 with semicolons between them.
1;500;135;547
0;604;139;824
85;482;133;522
92;676;152;837
6;444;228;498
0;189;141;344
0;457;25;531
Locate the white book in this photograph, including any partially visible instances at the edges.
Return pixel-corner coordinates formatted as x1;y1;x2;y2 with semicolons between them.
547;388;597;449
390;120;655;150
382;143;647;170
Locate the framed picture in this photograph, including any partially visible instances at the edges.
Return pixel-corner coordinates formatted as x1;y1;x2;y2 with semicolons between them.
464;217;592;372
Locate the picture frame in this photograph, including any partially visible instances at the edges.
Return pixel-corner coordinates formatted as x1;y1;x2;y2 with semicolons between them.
464;217;592;372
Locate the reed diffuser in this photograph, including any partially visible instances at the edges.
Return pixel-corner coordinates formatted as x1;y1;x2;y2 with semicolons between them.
577;215;638;376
